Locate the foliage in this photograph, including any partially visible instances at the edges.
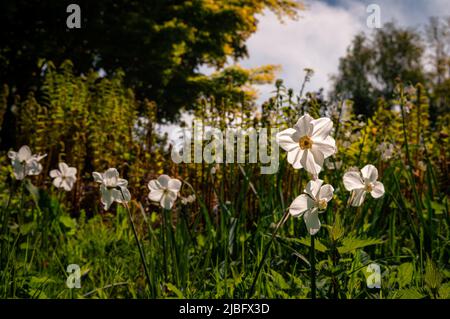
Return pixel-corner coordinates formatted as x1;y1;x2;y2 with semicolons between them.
0;0;302;122
0;12;449;299
0;63;448;298
331;21;450;118
0;61;166;210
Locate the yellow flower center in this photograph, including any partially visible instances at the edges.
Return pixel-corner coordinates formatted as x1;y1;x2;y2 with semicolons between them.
318;199;328;210
365;183;373;192
299;136;313;150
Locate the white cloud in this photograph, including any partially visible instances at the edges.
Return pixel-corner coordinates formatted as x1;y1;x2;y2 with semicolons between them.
238;0;450;102
339;0;450;27
239;1;365;102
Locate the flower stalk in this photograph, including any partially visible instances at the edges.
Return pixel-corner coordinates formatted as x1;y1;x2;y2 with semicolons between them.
248;209;290;298
310;234;316;299
161;208;168;281
123;200;152;295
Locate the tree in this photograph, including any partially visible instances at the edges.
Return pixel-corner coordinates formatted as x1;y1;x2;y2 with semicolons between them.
191;64;280;107
425;17;450;121
373;23;425;95
0;0;302;121
331;23;425;117
331;34;375;115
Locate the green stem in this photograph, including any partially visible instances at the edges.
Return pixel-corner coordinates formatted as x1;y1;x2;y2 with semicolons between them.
166;208;179;284
124;202;152;295
331;239;339;299
18;181;25;226
161;208;168;281
310;234;316;299
0;181;15;266
248;209;289;298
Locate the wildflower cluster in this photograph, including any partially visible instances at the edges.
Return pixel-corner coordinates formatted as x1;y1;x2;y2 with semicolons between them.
8;146;187;211
277;114;385;235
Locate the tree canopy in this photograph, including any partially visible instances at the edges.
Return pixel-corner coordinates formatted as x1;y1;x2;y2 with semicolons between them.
0;0;302;120
331;23;426;116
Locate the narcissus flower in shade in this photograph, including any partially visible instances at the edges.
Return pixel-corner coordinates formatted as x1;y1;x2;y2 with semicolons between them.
50;162;77;191
148;174;181;209
93;168;131;210
343;164;384;207
276;114;336;176
181;194;196;205
376;142;395;161
8;145;47;180
289;179;334;235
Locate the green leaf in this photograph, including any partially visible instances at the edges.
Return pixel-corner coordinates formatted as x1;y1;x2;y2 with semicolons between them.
59;215;77;230
393;288;424;299
197;234;206;248
166;283;185;299
30;276;54;286
397;262;414;288
438;282;450;299
25;180;40;204
28;276;55;299
28;289;48;299
424;258;442;291
329;215;344;241
337;237;383;254
19;242;31;250
20;221;37;235
269;270;290;290
295;237;328;252
430;201;445;215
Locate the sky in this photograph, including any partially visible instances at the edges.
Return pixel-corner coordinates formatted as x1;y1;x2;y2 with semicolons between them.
160;0;450;140
236;0;450;102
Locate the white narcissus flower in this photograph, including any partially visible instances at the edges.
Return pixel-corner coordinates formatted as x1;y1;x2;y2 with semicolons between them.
148;174;182;209
376;142;395;161
343;164;385;207
186;194;196;203
276;114;336;176
181;195;196;205
289;179;334;235
50;162;77;191
417;161;427;172
8;145;47;180
93;168;131;210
